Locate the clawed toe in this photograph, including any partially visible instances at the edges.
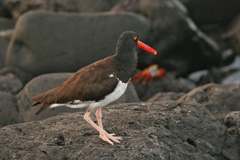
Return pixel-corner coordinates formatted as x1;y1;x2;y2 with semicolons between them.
105;133;122;143
99;132;122;144
99;134;113;145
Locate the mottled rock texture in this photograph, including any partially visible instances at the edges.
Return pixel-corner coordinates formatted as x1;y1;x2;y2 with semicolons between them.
5;11;149;81
0;101;225;160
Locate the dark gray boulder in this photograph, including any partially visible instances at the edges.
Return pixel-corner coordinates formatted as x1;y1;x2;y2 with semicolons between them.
17;73;139;122
224;111;240;134
188;68;229;85
0;91;20;127
0;37;8;68
147;92;184;102
3;0;120;19
0;17;13;30
177;83;240;120
0;73;23;94
222;71;240;84
180;0;240;25
223;111;240;160
5;11;149;81
0;17;14;68
225;16;240;55
187;57;240;86
134;74;195;100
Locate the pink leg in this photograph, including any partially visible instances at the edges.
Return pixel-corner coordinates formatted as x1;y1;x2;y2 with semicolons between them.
84;111;122;145
95;108;103;129
95;109;122;143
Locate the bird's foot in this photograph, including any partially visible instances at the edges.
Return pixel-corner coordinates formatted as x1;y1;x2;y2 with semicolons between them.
99;131;122;145
84;111;122;145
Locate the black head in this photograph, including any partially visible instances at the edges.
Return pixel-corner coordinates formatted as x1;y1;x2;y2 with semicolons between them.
113;31;138;81
115;31;157;59
115;31;139;56
113;31;157;82
114;31;139;65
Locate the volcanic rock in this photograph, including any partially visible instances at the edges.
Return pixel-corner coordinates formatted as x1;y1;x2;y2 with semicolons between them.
0;17;13;30
0;17;14;68
3;0;120;19
0;37;9;68
0;100;225;160
180;0;240;25
5;11;149;81
2;82;240;159
134;74;195;100
222;111;240;160
225;15;240;54
222;71;240;84
0;73;23;94
177;83;240;120
0;91;20;127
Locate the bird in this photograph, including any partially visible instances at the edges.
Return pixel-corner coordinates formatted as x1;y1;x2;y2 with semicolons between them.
32;31;158;145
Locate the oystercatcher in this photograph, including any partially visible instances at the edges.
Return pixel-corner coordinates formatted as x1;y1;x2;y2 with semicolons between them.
32;31;158;145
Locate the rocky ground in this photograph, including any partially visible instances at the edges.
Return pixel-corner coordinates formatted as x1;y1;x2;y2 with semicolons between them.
0;84;240;160
0;0;239;160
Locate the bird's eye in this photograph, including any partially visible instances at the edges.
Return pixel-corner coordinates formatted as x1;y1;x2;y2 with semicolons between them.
133;36;138;42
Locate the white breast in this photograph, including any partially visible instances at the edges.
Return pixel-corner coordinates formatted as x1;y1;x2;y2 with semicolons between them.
90;80;128;108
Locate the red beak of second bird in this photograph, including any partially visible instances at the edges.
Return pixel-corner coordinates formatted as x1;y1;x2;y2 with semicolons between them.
137;40;158;56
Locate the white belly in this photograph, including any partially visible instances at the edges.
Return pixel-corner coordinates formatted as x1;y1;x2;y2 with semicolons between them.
90;80;128;108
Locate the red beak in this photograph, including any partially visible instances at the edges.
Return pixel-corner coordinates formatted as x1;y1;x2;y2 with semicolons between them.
137;40;158;55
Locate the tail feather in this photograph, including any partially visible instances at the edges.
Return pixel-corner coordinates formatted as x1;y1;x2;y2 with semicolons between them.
49;102;90;109
35;105;46;115
32;101;40;106
32;87;89;115
32;87;59;115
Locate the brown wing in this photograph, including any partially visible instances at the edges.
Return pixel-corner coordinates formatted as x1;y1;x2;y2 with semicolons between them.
32;56;118;114
57;56;118;102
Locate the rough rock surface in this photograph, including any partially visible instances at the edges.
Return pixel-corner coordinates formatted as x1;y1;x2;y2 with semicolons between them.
0;100;225;160
0;91;20;127
226;15;240;54
222;71;240;84
177;83;240;120
176;84;240;160
0;82;239;159
188;68;231;85
223;111;240;160
180;0;240;25
0;17;13;30
3;0;120;19
0;73;23;94
5;11;149;80
0;17;13;68
0;37;9;68
17;73;139;122
187;56;240;86
224;111;240;133
147;92;184;102
134;74;195;100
